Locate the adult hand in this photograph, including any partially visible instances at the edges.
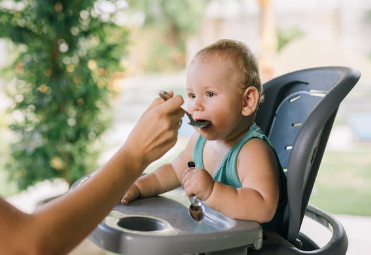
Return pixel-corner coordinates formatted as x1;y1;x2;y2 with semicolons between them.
123;93;184;169
182;167;214;201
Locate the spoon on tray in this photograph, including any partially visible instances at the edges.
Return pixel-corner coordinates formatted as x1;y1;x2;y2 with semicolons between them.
159;91;211;128
187;161;205;221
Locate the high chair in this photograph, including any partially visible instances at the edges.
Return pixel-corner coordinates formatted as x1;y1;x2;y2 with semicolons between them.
72;66;360;255
251;66;361;254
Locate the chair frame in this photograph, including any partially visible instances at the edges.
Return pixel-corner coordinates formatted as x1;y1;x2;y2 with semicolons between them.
254;66;361;254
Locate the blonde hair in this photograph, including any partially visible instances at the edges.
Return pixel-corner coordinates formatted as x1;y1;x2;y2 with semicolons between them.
192;39;263;102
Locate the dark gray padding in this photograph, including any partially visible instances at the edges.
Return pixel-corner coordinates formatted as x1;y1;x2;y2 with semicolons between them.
268;91;324;169
255;66;361;254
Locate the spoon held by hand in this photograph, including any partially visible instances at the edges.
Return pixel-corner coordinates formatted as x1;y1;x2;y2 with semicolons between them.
187;161;205;221
159;91;211;128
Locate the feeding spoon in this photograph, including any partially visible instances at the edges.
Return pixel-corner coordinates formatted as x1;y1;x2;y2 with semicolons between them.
159;91;211;128
187;161;205;221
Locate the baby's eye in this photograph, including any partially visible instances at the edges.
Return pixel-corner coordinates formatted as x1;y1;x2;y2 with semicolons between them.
206;91;215;97
188;93;196;99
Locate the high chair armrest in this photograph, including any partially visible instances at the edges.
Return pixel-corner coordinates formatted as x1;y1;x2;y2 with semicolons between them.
248;205;348;255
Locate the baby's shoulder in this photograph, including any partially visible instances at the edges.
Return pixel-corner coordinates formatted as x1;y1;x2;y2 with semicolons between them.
238;138;275;163
237;138;278;180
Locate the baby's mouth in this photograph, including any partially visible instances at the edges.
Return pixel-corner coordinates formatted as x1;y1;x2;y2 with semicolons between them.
194;119;212;128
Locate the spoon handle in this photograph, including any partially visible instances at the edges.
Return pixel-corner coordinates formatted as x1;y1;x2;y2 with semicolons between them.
187;161;197;203
187;161;195;168
159;91;212;128
187;161;196;202
159;90;172;101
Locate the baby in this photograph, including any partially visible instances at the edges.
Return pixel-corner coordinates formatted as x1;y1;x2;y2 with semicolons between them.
122;39;288;237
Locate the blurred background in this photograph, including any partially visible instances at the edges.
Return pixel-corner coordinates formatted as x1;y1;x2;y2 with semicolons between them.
0;0;370;254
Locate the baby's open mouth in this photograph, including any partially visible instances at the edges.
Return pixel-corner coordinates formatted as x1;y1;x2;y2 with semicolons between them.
194;119;211;128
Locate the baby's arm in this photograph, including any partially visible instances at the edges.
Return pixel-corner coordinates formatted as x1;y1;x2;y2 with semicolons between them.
203;138;280;223
122;132;199;204
121;163;179;204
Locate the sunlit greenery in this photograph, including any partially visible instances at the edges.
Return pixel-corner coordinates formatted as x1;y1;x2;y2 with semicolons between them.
277;27;303;51
126;0;209;72
310;149;371;216
0;0;129;189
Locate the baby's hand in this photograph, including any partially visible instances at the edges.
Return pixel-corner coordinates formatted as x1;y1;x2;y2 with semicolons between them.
121;184;140;204
182;167;214;201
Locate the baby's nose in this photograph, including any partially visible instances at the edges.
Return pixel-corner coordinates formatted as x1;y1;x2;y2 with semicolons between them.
191;98;204;111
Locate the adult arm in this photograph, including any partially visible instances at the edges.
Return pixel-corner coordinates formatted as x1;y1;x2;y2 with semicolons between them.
0;95;184;255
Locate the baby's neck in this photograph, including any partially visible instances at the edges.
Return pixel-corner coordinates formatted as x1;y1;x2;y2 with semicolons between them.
218;122;253;148
202;123;253;175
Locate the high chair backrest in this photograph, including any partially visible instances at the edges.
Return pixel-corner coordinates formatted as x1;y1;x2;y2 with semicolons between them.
255;66;360;246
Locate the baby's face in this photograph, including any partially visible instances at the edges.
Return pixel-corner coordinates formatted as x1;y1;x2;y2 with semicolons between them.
186;56;248;142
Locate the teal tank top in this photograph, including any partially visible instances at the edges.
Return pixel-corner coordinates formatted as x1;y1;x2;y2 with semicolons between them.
192;123;288;238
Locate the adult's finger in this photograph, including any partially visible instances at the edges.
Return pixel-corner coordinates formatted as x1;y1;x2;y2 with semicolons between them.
141;97;164;116
157;95;184;115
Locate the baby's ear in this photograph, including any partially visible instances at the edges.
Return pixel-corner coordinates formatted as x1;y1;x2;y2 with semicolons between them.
241;86;260;116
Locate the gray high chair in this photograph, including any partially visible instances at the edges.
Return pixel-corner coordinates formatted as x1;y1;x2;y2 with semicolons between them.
72;66;360;255
251;66;360;255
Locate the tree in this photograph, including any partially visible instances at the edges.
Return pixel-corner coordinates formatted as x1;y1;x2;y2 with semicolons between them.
0;0;129;189
126;0;209;72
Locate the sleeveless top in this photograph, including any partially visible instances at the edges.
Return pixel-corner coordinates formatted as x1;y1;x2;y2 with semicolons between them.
192;123;288;238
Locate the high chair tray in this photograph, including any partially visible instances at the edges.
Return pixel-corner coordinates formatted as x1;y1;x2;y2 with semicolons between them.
73;176;263;255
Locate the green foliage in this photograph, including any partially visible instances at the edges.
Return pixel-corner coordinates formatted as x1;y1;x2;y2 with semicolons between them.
310;149;371;216
0;0;129;189
126;0;209;72
128;0;208;35
365;8;371;22
0;111;19;197
277;27;303;51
